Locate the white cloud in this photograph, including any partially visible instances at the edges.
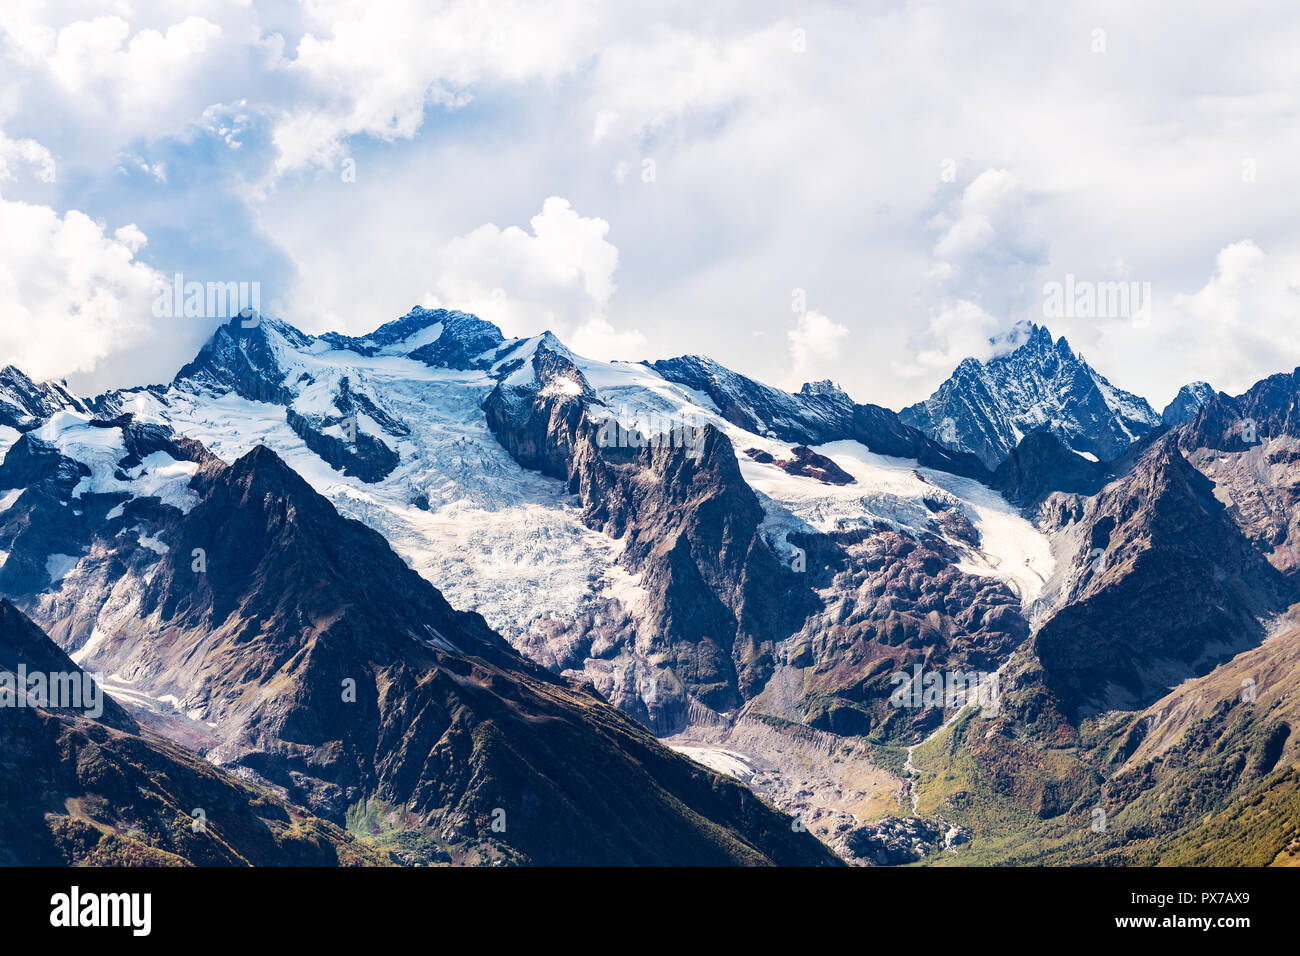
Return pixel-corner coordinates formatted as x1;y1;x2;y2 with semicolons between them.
787;310;848;384
0;130;55;182
931;169;1045;305
894;299;1004;379
272;0;608;173
1;2;1300;410
584;22;788;143
0;195;160;381
898;170;1046;384
48;15;223;124
933;169;1024;263
1164;240;1300;394
424;196;643;358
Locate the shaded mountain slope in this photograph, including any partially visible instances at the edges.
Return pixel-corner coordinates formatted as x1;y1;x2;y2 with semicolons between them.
1033;437;1294;717
0;599;385;866
990;431;1108;508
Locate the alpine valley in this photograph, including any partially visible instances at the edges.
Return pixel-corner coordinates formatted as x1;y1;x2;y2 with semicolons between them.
2;311;1297;866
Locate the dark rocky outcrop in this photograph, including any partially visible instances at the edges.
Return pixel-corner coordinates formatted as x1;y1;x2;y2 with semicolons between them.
285;407;399;482
777;446;855;485
991;431;1108;508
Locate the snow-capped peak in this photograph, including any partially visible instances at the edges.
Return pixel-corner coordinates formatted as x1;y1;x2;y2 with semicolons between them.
899;324;1161;468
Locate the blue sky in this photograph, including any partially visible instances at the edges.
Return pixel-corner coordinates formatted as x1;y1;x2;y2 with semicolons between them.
1;0;1298;409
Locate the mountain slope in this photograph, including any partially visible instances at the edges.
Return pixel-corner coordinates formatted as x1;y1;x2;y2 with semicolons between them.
0;366;86;431
650;355;988;479
0;599;386;866
8;305;1300;866
990;431;1109;508
29;310;1053;857
1176;367;1300;577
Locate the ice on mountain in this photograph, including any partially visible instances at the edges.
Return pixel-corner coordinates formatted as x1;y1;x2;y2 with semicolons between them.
45;552;80;585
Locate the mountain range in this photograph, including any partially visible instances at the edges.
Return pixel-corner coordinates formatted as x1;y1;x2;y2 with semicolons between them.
2;307;1297;866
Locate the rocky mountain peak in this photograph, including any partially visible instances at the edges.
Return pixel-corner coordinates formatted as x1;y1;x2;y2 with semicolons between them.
0;365;87;431
799;379;847;399
900;324;1160;468
1161;381;1216;426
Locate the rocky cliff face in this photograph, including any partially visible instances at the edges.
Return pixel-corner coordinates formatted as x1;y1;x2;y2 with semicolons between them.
485;342;1037;752
1177;368;1300;577
1032;437;1295;717
486;343;818;733
753;527;1028;740
0;366;86;432
172;315;311;405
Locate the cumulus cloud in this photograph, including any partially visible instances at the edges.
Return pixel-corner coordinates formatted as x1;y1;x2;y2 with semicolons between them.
0;195;160;381
12;13;230;142
787;310;849;384
272;0;608;173
0;130;56;182
930;169;1046;312
894;300;1004;379
47;16;222;105
1165;241;1300;395
897;169;1050;387
423;196;643;358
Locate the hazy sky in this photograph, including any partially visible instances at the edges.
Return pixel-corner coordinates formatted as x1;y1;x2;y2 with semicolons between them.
1;1;1298;410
